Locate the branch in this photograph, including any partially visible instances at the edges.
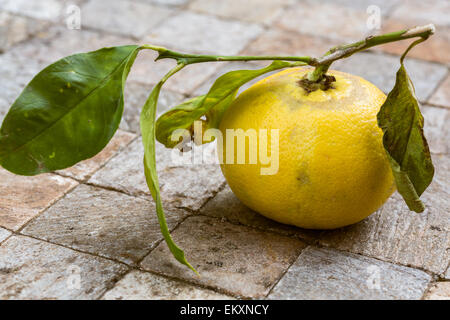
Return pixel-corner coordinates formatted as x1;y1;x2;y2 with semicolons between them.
318;24;435;65
143;24;435;85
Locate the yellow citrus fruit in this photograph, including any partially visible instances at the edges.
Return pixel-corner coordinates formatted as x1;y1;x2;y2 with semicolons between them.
218;67;395;229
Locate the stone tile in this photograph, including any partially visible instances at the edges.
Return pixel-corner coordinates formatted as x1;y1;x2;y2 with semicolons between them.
0;168;78;230
428;75;450;108
333;51;447;101
81;0;173;38
389;0;450;28
57;130;136;181
318;154;450;276
0;227;11;243
0;12;50;52
199;185;321;242
189;0;294;24
424;282;450;300
121;82;185;133
0;0;77;22
102;270;233;300
268;246;431;300
0;235;128;299
375;19;450;64
22;184;189;265
140;215;306;298
241;28;339;62
276;0;371;42
145;11;263;54
89;137;225;211
421;105;450;155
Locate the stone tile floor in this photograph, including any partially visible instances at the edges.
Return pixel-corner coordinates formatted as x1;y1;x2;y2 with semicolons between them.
0;0;449;300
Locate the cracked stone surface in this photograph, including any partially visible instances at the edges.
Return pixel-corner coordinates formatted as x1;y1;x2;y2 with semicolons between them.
0;168;78;230
318;155;450;276
428;75;450;108
268;246;431;300
102;270;233;300
22;184;190;265
0;235;128;299
89;137;225;210
140;216;307;298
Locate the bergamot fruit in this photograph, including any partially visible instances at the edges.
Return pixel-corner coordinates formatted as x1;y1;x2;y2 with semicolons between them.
219;67;395;229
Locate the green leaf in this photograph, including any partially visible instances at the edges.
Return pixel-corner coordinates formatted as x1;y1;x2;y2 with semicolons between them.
377;63;434;212
140;69;197;274
156;60;303;148
0;45;140;175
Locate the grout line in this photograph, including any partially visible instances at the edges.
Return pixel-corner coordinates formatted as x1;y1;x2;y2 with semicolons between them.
0;232;13;245
264;245;311;299
15;176;79;234
421;280;439;300
424;101;450;110
4;231;131;268
99;265;245;300
424;69;449;104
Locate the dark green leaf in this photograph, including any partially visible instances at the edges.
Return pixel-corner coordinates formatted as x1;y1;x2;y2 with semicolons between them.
140;74;197;274
156;60;303;148
377;64;434;212
0;45;140;175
